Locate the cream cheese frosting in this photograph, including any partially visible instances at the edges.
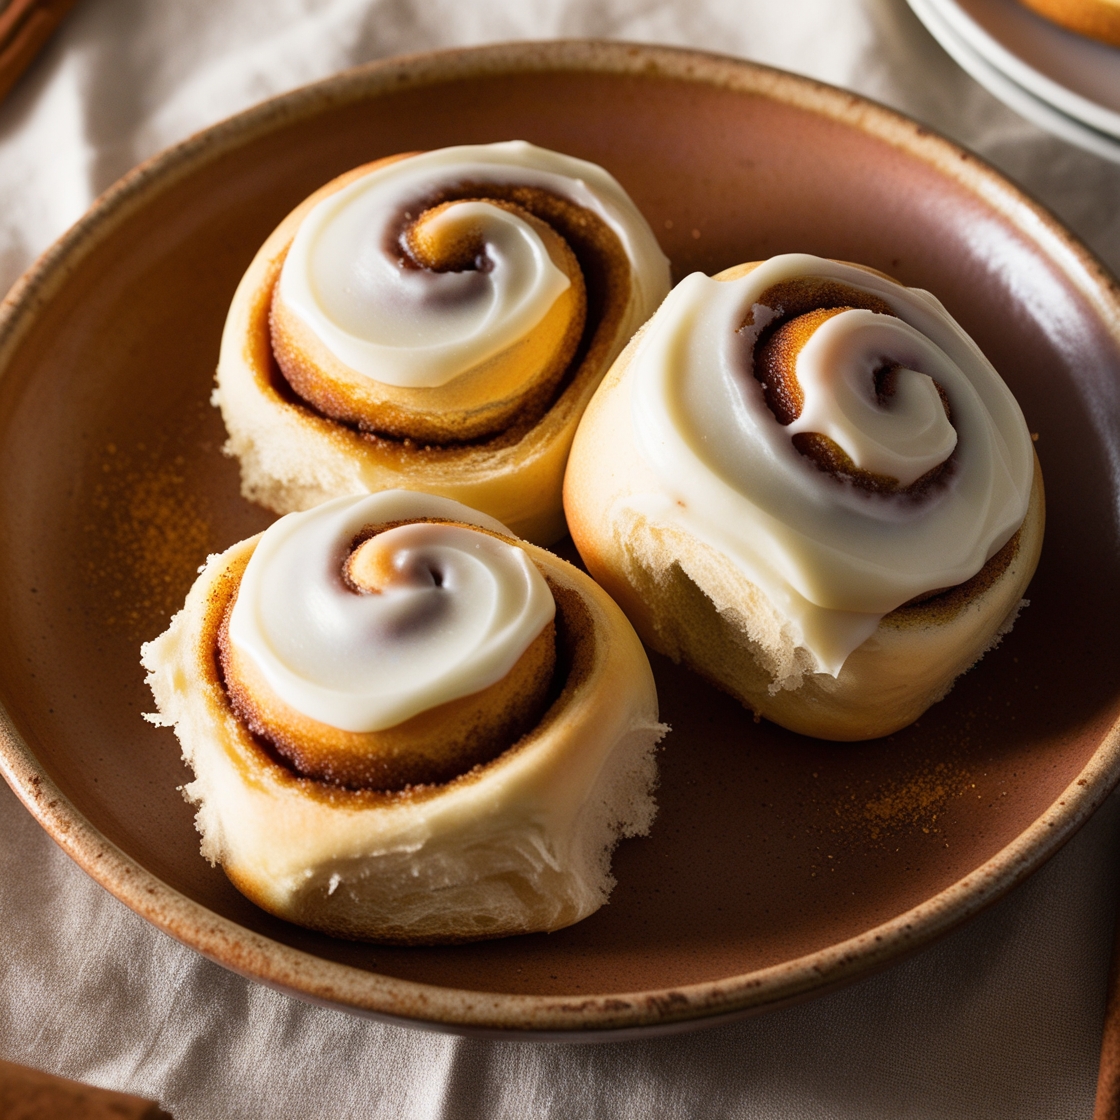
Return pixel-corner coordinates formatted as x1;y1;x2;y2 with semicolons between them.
625;254;1034;675
226;490;555;732
277;141;670;390
784;309;958;485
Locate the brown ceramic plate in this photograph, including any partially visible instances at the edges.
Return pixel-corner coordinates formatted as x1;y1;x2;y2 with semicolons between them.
1;41;1119;1040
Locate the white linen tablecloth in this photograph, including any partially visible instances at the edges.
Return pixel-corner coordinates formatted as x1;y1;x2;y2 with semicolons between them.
2;2;1119;1117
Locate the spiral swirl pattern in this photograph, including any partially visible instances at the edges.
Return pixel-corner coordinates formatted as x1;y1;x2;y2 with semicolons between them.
284;186;570;389
758;305;958;491
625;254;1034;673
273;141;670;443
225;491;555;733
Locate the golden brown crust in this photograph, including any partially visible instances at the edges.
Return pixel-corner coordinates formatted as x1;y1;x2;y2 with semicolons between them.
755;457;1045;739
262;174;628;450
1017;0;1120;45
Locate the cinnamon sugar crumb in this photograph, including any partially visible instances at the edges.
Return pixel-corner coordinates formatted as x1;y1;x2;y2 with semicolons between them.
84;443;213;635
859;761;972;841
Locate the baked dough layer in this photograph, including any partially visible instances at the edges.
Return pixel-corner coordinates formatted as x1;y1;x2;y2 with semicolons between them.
564;261;1044;741
142;524;665;943
215;150;670;545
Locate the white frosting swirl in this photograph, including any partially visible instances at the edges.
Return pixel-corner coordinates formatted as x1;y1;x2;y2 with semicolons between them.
226;491;555;732
626;254;1034;675
785;309;958;485
278;141;670;389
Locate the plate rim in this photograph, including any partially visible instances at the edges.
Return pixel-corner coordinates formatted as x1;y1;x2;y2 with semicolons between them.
2;38;1120;1038
907;0;1120;162
925;0;1120;138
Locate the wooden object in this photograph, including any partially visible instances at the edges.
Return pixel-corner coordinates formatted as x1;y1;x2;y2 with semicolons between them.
1095;901;1120;1118
0;1058;171;1119
0;0;78;106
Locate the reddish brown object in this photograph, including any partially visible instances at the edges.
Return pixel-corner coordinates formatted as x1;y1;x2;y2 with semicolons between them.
0;0;79;105
1017;0;1120;47
0;42;1119;1038
0;1058;171;1119
1095;908;1120;1119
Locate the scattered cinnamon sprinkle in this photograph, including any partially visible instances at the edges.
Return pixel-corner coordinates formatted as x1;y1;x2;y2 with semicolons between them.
858;760;973;841
800;754;977;863
83;441;213;636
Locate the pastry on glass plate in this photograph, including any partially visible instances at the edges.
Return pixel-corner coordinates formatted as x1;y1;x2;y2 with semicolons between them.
141;490;665;943
215;141;670;544
564;254;1044;741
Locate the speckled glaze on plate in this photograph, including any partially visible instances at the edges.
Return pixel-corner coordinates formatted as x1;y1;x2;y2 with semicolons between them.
1;41;1119;1040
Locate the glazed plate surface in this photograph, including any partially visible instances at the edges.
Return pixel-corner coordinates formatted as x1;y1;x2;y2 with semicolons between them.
1;41;1119;1038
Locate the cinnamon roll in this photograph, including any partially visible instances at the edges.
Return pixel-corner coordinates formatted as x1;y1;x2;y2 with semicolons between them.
215;142;671;545
141;491;664;943
564;255;1044;741
1017;0;1120;46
